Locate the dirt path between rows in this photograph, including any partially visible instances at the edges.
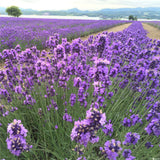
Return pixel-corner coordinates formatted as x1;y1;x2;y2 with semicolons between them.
142;23;160;40
80;23;132;41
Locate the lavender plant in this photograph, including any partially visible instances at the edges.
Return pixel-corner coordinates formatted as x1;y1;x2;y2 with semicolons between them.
0;21;160;159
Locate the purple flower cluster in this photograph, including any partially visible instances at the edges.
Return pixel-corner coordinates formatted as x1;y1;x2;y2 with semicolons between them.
69;93;76;106
145;142;153;149
6;119;32;156
122;114;142;127
145;101;160;137
46;33;59;49
102;119;113;136
100;139;122;160
145;117;160;137
123;132;140;146
63;109;73;123
0;105;18;117
24;95;36;106
122;149;135;160
71;108;106;147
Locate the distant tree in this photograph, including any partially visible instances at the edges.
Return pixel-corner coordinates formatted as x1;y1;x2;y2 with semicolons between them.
6;6;22;17
129;15;134;20
134;16;138;21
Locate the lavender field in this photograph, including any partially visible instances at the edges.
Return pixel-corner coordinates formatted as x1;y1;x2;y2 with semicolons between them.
146;21;160;27
0;17;127;52
0;21;160;160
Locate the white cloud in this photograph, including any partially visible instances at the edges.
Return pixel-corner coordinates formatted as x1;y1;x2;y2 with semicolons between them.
0;0;160;10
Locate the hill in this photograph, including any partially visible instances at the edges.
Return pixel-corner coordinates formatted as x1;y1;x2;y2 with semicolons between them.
1;7;160;19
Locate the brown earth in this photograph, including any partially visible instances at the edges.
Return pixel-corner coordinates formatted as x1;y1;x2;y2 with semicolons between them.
0;61;5;70
142;23;160;40
80;23;132;41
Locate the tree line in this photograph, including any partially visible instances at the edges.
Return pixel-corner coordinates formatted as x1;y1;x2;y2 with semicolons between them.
128;15;137;21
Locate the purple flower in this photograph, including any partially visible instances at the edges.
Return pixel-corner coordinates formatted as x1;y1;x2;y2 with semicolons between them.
96;96;105;106
108;92;114;99
0;71;5;82
145;117;160;137
109;67;118;78
70;112;101;147
77;157;86;160
46;85;55;97
135;67;146;81
71;119;91;147
90;136;100;144
102;120;113;136
70;93;76;106
71;40;81;55
6;135;32;156
130;114;142;126
24;95;36;106
123;132;140;146
3;111;9;117
7;119;28;137
55;125;58;129
63;112;73;123
119;80;129;89
122;114;142;127
90;102;100;109
71;107;107;147
73;77;82;88
54;45;66;60
101;139;122;160
73;145;84;155
122;149;135;160
122;118;132;127
6;120;32;156
145;142;153;149
15;85;23;94
15;44;21;52
51;99;58;110
86;108;106;127
10;107;18;113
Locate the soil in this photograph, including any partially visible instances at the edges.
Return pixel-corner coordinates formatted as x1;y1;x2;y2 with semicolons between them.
0;61;5;70
142;23;160;40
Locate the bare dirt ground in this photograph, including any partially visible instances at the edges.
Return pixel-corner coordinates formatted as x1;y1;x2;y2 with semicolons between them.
142;23;160;59
80;23;132;41
142;23;160;40
0;62;5;70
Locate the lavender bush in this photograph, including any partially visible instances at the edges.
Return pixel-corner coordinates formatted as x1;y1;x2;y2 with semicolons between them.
0;21;160;159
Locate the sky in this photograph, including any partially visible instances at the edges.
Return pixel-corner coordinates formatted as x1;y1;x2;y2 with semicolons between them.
1;0;160;11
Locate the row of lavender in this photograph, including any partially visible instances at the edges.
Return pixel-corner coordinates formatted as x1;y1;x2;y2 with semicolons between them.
145;21;160;31
0;21;160;159
0;17;128;52
146;21;160;26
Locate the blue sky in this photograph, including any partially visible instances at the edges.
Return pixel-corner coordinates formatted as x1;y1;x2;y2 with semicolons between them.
1;0;160;10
